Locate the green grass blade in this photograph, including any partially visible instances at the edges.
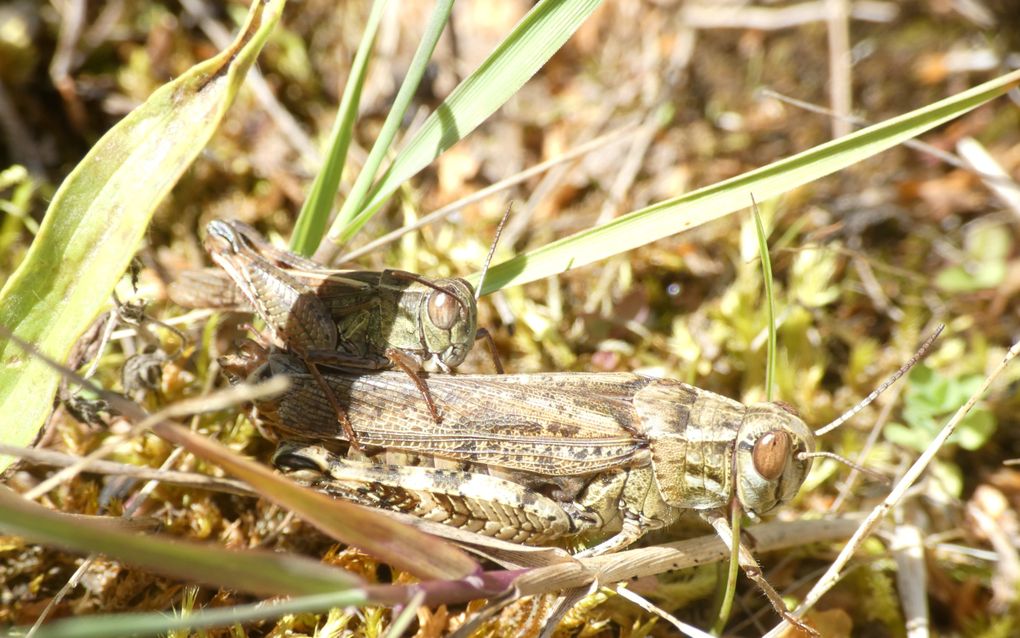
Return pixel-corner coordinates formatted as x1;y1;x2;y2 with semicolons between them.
0;0;286;473
471;69;1020;294
0;486;360;597
27;592;367;638
26;592;372;638
752;199;777;402
289;0;389;255
320;0;456;255
324;0;603;248
711;508;743;635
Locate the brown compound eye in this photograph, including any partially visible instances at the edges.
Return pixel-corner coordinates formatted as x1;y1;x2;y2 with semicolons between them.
752;430;791;481
427;290;460;330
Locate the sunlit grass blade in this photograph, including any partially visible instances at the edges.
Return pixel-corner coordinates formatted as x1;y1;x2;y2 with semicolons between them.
321;0;603;250
0;485;360;597
25;568;522;638
471;69;1020;294
27;593;367;638
316;0;457;259
289;0;389;255
712;198;777;635
753;197;777;402
0;0;286;473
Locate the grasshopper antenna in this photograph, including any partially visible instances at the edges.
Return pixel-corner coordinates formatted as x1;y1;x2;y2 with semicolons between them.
797;451;889;482
814;324;944;436
475;202;513;301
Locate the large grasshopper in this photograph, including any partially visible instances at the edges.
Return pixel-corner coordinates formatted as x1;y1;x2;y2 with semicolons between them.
173;218;506;444
222;332;937;633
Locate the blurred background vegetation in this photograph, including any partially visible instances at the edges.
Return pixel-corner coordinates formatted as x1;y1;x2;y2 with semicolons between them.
2;1;1020;636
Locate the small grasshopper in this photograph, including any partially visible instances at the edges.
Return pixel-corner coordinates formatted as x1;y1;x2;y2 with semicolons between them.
197;219;505;376
175;215;509;444
222;331;939;632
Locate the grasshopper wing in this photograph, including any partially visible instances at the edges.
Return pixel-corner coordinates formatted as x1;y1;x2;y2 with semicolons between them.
259;371;653;476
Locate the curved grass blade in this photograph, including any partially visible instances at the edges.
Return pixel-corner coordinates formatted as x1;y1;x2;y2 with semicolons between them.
753;198;777;402
471;69;1020;294
320;0;456;255
151;420;480;581
0;0;286;473
289;0;390;255
0;485;360;597
25;570;523;638
321;0;603;251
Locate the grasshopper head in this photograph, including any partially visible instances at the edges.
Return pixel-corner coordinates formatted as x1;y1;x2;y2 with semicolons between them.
734;403;815;516
204;219;245;255
419;278;477;368
217;338;270;384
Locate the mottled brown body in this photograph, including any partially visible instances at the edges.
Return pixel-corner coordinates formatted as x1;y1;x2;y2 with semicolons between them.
174;220;485;372
243;354;815;553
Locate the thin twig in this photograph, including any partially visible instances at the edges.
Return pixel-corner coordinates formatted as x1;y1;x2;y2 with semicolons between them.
177;0;321;171
615;585;713;638
682;1;898;29
764;339;1020;637
336;124;636;263
826;0;852;138
0;444;254;496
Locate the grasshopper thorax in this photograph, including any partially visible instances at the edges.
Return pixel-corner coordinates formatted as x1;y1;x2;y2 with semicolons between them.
733;403;815;516
417;277;477;369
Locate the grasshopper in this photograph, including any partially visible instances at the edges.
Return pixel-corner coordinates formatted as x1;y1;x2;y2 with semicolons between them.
196;219;505;376
176;217;508;444
221;330;939;633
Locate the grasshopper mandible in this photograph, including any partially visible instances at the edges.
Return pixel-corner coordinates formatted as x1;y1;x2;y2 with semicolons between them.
222;329;939;632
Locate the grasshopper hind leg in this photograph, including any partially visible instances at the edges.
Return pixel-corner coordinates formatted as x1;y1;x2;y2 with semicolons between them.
273;441;591;545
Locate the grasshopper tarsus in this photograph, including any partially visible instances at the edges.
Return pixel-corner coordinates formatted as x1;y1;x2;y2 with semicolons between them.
475;327;504;374
575;513;648;557
385;347;443;424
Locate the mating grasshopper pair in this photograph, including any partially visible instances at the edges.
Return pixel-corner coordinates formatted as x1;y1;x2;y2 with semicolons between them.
220;331;935;634
178;218;933;633
171;218;505;445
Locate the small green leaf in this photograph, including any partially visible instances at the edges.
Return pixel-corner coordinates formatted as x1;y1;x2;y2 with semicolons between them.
957;408;996;450
936;223;1010;292
884;422;930;452
892;366;998;452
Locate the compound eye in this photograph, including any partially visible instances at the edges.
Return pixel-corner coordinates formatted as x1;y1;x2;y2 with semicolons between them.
752;430;791;481
427;290;460;330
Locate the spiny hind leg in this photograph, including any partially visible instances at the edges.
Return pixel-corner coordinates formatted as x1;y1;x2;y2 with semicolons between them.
273;441;578;544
